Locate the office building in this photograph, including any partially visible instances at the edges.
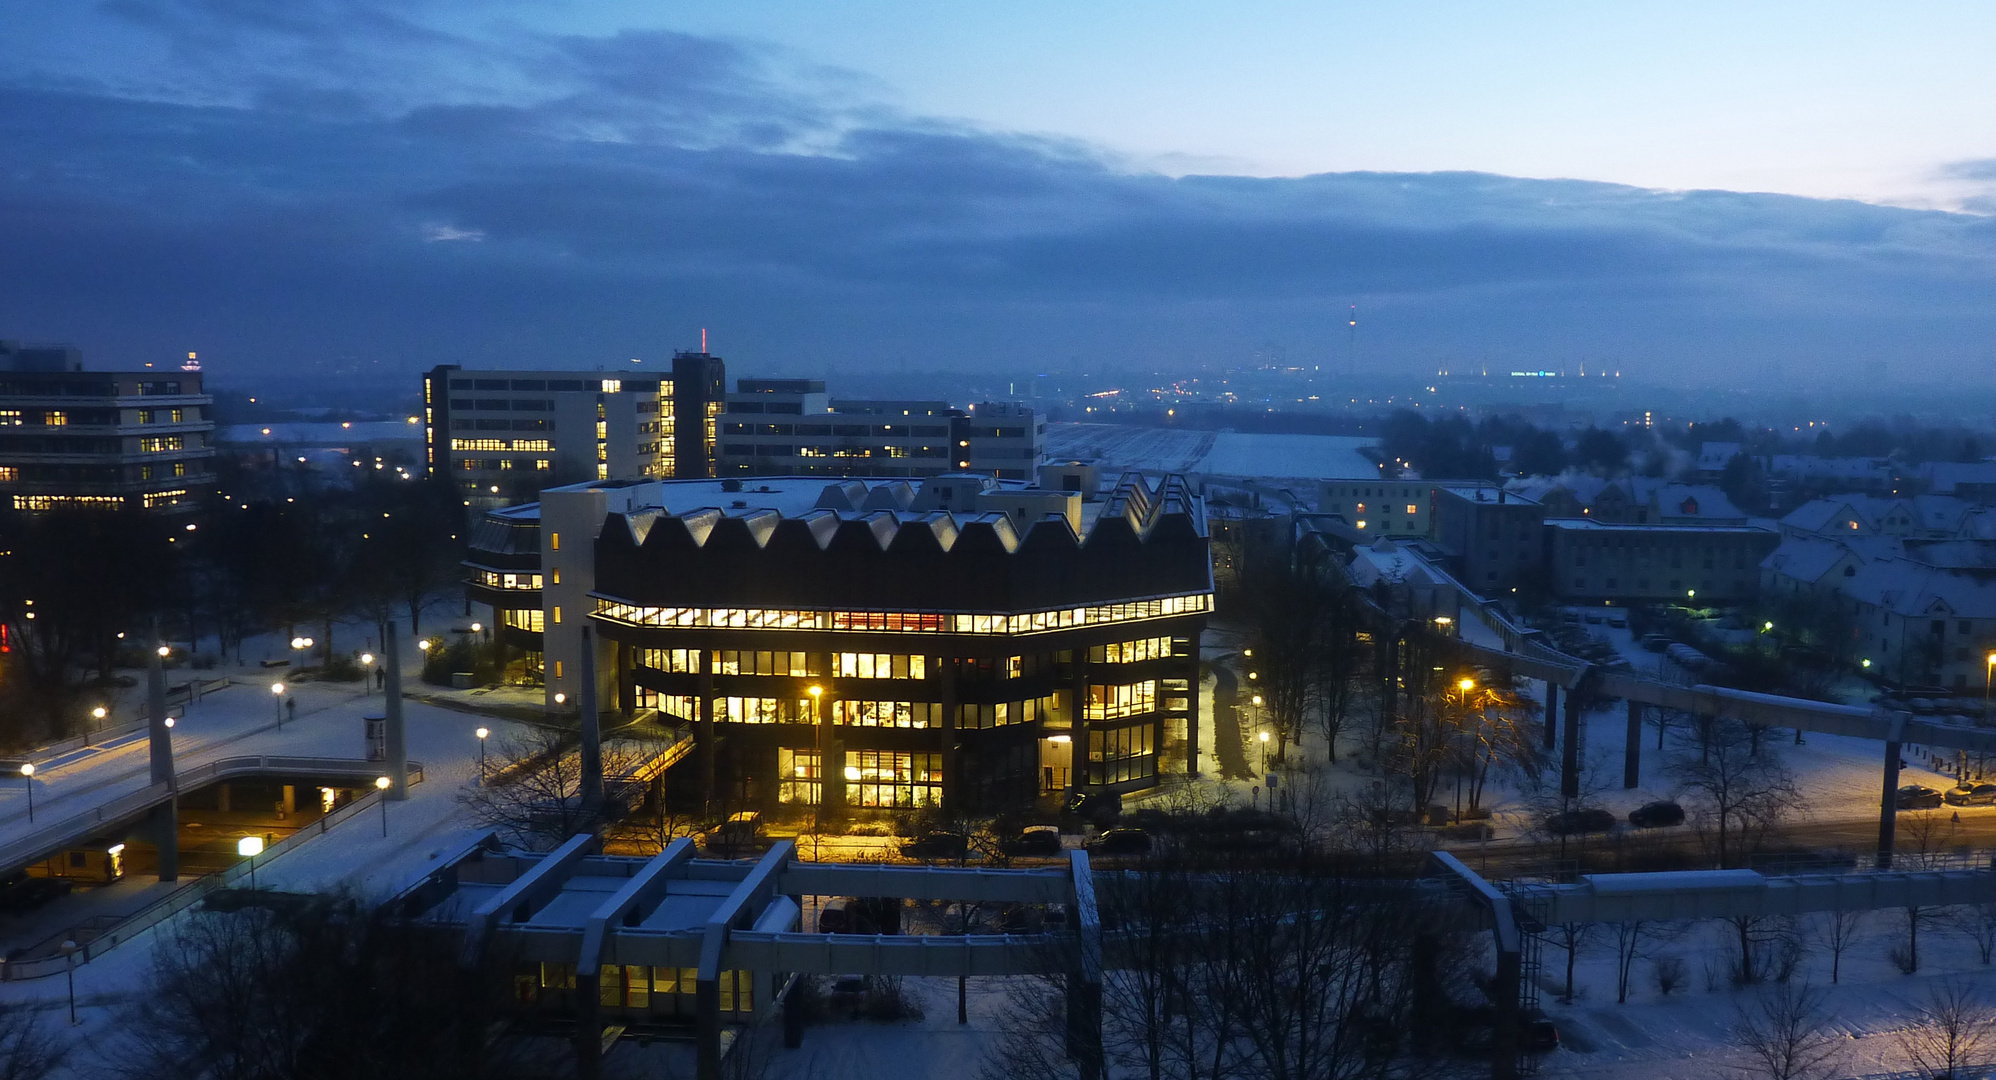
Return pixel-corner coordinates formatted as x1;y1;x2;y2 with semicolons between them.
0;341;215;513
463;469;1210;813
422;352;726;504
1318;478;1444;539
1430;484;1547;591
1544;519;1779;604
716;384;1045;481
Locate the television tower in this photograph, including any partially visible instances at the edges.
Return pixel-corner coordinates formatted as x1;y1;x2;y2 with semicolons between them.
1347;305;1358;372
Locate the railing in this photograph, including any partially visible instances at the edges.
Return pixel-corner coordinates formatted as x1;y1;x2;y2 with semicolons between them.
0;787;391;981
0;756;423;875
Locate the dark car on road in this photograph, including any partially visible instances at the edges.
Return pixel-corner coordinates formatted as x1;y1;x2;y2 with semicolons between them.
1543;807;1617;835
1897;785;1946;810
899;832;971;861
1003;825;1064;857
1628;801;1686;828
1944;783;1996;807
1087;828;1152;856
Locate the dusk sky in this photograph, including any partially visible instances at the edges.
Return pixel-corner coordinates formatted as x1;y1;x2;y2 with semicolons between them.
5;1;1996;386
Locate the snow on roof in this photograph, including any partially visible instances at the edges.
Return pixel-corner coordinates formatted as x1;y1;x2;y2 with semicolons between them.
1697;442;1742;471
1917;460;1996;494
1644;483;1744;521
1766;455;1893;481
1348;538;1442;587
1841;558;1996;619
1583;869;1765;894
1760;535;1859;583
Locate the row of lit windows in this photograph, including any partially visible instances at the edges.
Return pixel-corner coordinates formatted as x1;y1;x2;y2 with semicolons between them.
134;408;188;424
137;435;184;452
0;409;65;426
502;608;545;632
452;438;553;452
775;749;945;808
142;489;189;509
1084;681;1155;720
138;461;188;481
13;494;122;511
1086;637;1173;664
833;652;926;679
643;692;1059;730
526;964;753;1013
595;593;1210;636
477;570;544;590
1087;725;1157;785
458;458;553;472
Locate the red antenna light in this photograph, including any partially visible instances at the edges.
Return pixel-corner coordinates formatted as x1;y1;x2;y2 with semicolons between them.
701;328;707;353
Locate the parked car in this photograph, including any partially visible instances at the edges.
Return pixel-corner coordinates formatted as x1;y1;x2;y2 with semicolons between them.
1584;612;1604;624
1897;784;1946;810
1944;783;1996;807
1543;807;1617;835
1640;634;1672;652
1087;827;1152;856
702;811;765;856
1607;613;1629;628
1004;825;1064;857
1628;801;1686;828
899;831;971;861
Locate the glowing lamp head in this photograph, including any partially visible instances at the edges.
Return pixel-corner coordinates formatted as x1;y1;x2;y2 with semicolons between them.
475;726;490;740
554;692;566;705
1258;731;1270;743
1862;658;1873;669
1251;694;1263;706
271;682;285;695
237;836;264;857
164;717;175;728
469;622;482;633
417;639;432;652
1459;678;1476;692
808;685;822;698
375;776;391;791
360;653;373;665
92;706;107;719
19;763;32;778
157;645;171;657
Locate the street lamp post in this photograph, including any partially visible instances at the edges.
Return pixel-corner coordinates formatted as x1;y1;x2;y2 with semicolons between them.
89;705;106;744
19;763;34;822
475;727;490;784
238;835;264;891
360;653;375;695
1985;652;1996;725
1258;729;1270;774
375;776;391;836
271;681;286;727
61;940;78;1024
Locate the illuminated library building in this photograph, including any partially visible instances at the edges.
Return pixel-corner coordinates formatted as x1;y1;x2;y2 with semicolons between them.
464;466;1211;812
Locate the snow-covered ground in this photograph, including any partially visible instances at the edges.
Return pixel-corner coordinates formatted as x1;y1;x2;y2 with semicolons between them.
1045;423;1380;481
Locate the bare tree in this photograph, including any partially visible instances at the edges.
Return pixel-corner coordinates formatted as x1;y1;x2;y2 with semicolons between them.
1729;980;1844;1080
460;725;666;848
1816;908;1867;984
0;1000;65;1080
1549;922;1596;1004
108;896;547;1080
1951;904;1996;965
1897;978;1994;1080
1668;718;1799;868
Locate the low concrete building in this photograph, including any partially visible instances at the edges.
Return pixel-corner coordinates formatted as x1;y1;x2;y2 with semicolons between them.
1545;519;1779;604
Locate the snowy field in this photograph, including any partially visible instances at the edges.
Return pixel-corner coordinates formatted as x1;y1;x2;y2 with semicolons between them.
1045;423;1381;481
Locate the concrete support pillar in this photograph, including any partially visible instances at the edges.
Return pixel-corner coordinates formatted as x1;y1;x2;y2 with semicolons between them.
579;627;604;811
1069;654;1089;801
281;785;296;817
695;975;722;1080
1560;690;1583;801
698;651;716;814
1185;630;1202;776
383;622;409;800
575;970;604;1080
1624;701;1643;789
1878;738;1903;870
1064;972;1104;1080
1542;683;1559;752
150;801;179;883
1489;945;1521;1080
940;658;960;814
146;622;174;788
216;783;231;813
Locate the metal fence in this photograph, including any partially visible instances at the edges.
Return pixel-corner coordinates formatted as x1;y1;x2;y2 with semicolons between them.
0;755;423;876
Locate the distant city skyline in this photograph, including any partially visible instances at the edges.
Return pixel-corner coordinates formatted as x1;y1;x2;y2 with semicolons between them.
2;2;1994;387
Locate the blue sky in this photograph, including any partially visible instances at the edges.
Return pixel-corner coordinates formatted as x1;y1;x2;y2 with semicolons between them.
3;1;1995;386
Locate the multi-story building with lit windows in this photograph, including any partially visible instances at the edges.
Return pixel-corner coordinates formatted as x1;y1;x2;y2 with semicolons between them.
715;383;1045;481
462;468;1209;813
423;352;726;505
0;342;215;513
